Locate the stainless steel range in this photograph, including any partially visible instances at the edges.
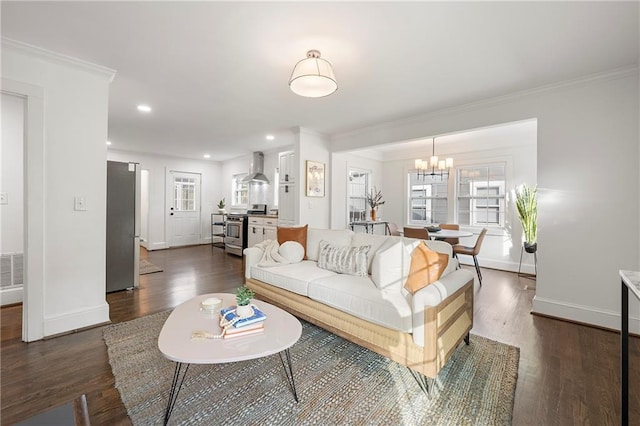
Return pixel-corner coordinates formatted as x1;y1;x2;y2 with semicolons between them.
224;204;268;256
224;214;247;256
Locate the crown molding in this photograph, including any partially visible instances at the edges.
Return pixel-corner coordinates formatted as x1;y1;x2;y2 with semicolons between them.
2;37;116;83
331;65;639;144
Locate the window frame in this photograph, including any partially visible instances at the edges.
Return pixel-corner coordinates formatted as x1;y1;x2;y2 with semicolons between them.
348;168;371;222
231;173;249;207
407;171;449;225
456;163;507;228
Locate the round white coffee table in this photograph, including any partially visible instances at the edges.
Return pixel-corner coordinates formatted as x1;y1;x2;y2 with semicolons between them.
158;293;302;424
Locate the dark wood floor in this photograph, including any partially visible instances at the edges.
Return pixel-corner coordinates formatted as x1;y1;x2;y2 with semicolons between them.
1;245;638;425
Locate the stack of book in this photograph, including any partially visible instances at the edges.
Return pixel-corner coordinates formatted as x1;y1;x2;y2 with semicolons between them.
220;306;267;339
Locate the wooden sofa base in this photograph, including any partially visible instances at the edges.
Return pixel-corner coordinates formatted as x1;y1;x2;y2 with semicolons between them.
246;277;474;378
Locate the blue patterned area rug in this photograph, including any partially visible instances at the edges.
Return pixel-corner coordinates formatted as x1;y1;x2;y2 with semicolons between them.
103;311;519;425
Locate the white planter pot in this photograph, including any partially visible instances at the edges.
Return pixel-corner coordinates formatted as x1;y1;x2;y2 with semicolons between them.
236;304;254;318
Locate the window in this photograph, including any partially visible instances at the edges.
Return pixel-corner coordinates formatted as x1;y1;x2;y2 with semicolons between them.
457;165;506;227
173;177;196;211
408;172;448;224
348;169;370;222
232;173;248;206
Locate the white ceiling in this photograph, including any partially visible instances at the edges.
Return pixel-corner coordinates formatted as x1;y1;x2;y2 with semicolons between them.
1;2;638;161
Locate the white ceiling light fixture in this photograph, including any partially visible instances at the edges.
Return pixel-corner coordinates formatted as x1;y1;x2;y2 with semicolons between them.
106;140;112;145
203;154;210;159
414;137;453;180
266;135;275;141
289;50;337;98
137;104;152;113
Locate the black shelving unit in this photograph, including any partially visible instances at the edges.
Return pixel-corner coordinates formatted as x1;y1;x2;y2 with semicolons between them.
211;213;226;248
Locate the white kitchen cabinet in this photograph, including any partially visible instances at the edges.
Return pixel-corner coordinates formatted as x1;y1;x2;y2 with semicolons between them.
278;151;296;184
247;216;278;247
278;183;296;226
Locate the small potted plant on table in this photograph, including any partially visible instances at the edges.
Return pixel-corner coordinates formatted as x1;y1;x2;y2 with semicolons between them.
235;285;255;318
217;198;226;214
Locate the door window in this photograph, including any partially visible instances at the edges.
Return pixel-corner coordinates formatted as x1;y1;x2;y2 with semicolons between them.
173;177;196;211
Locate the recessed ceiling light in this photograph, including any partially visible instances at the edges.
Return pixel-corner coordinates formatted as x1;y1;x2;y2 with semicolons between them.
266;135;275;141
106;141;112;145
137;105;152;113
203;154;211;159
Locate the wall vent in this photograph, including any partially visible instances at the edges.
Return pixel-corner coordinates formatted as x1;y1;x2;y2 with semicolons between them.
0;253;24;287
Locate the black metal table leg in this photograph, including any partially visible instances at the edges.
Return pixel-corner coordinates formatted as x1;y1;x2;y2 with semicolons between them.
622;280;628;426
164;362;191;425
279;348;299;402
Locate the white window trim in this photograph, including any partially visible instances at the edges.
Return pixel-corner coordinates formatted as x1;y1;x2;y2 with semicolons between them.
232;173;248;207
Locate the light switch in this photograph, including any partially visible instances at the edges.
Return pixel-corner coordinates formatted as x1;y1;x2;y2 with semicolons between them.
74;196;87;211
0;192;7;205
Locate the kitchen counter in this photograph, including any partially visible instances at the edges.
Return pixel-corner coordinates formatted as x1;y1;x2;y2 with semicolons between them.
247;214;279;219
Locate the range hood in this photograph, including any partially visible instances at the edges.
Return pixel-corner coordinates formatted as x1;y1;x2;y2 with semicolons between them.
241;151;270;184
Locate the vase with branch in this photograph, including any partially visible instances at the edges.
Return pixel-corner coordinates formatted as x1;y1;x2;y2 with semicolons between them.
367;186;385;221
515;184;537;253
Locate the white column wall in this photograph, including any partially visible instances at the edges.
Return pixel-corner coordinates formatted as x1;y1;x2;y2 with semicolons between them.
2;39;115;338
332;70;640;333
296;128;331;229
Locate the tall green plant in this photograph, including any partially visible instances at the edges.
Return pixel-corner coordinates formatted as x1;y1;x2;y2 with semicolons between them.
515;184;537;244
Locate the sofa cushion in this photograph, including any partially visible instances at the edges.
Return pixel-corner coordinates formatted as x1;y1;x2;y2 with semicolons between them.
317;240;370;277
370;237;407;291
308;274;413;333
351;233;393;273
251;260;336;296
278;225;308;259
279;241;305;263
306;228;354;261
404;242;449;294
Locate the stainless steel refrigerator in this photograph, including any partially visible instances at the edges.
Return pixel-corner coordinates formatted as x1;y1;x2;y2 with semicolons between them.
106;161;140;292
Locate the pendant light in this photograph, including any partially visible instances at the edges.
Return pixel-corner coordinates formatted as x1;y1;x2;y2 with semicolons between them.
414;138;453;180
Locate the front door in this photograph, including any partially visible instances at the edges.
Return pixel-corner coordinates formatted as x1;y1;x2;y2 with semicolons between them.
168;171;201;247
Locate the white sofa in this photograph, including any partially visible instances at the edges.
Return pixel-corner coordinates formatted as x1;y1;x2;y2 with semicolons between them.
244;228;475;379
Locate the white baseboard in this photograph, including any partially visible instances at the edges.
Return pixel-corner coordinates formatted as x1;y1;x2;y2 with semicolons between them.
147;241;169;251
532;296;640;334
43;302;110;337
0;286;23;305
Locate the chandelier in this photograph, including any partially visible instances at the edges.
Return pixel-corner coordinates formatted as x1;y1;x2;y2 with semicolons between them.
414;137;453;180
289;50;337;98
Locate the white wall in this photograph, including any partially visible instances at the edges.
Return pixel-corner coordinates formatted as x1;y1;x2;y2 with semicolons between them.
2;39;115;339
297;128;331;228
332;69;640;333
107;150;223;249
0;92;25;305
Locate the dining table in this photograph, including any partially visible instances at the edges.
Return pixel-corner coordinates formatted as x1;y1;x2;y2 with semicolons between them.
427;229;473;240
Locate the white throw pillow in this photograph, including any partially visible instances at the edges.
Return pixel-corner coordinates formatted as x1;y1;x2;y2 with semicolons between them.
317;240;370;277
279;241;305;263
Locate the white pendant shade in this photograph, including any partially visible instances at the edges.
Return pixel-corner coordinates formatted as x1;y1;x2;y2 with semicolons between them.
289;50;337;98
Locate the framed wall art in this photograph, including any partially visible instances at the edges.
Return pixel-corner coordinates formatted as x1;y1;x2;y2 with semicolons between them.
306;160;325;197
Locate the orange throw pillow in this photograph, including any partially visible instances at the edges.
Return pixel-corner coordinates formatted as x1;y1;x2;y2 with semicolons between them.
404;242;449;294
277;225;308;260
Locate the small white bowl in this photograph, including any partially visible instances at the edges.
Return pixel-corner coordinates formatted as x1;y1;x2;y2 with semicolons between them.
200;297;222;311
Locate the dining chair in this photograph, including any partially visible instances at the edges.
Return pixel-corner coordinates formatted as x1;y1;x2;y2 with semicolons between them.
386;222;402;236
452;228;487;285
403;226;429;240
437;223;460;245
